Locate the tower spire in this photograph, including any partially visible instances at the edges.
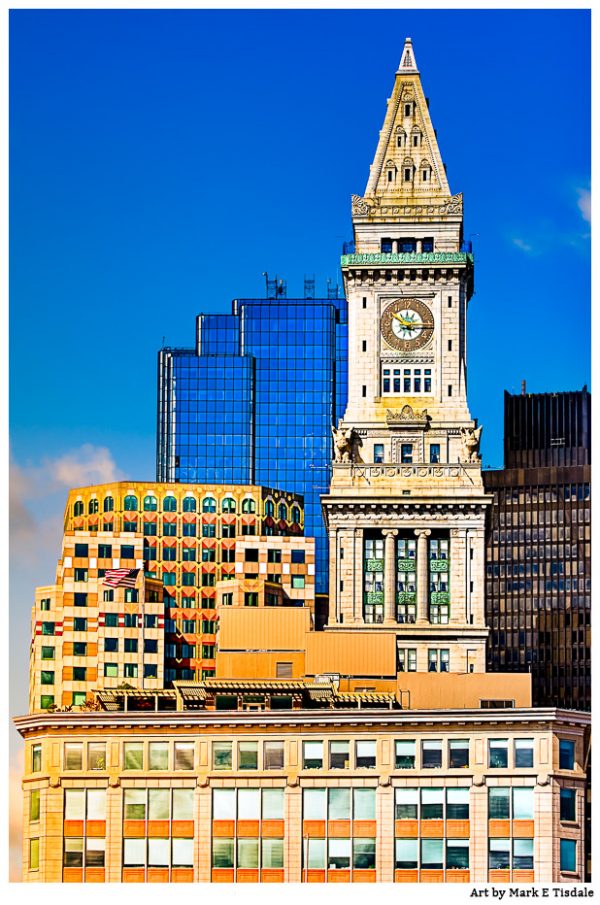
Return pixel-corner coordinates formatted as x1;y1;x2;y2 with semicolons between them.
364;37;450;199
398;36;418;73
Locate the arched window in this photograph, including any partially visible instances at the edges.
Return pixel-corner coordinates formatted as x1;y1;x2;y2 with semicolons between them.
385;159;397;185
411;127;422;148
183;496;196;513
88;498;98;514
163;495;177;512
202;497;216;513
222;497;236;513
278;503;288;521
420;161;432;183
144;495;157;511
291;506;301;524
265;500;275;517
396;127;406;148
103;496;114;513
73;501;84;517
242;498;256;514
124;495;138;512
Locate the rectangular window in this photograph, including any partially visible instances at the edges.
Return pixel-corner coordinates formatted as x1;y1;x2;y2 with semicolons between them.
88;742;106;771
421;838;443;869
395;838;418;869
560;838;577;873
291;550;305;564
560;788;576;822
73;642;87;656
267;549;281;564
29;838;40;871
353;838;375;870
262;838;284;869
489;738;509;768
447;839;469;869
74;592;87;607
513;787;534;819
124;638;138;653
41;646;54;660
238;838;259;869
73;617;87;632
149;789;170;820
328;787;350;820
401;444;413;464
64;743;83;771
374;443;384;464
395;788;418;820
40;694;54;709
449;739;469;768
41;622;55;635
98;543;112;558
32;744;42;773
303;740;323;769
74;568;88;582
489;838;510;870
395;739;416;769
124;789;146;821
356;739;376;768
124;742;143;770
303;788;326;820
212;741;232;770
422;740;442;769
330;740;349;769
429;444;440;464
328;838;351;870
514;838;534;870
123;837;146;867
421;788;443;820
559;739;575;770
72;667;86;682
174;741;195;770
40;670;54;685
30;789;40;822
447;788;469;820
212;838;234;869
124;614;138;628
123;663;138;678
291;575;305;589
40;598;51;611
238;741;258;770
514;738;534;768
488;787;510;819
354;788;375;820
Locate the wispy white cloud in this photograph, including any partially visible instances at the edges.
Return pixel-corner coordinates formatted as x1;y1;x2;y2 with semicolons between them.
512;237;534;254
576;187;591;224
10;444;124;566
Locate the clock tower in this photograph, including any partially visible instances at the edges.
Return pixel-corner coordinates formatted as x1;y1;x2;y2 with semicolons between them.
322;39;491;676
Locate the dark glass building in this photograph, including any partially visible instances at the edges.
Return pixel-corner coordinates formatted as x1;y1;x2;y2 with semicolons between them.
157;297;348;594
483;388;591;710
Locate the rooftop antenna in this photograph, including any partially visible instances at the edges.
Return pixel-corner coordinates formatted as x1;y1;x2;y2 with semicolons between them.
304;275;316;299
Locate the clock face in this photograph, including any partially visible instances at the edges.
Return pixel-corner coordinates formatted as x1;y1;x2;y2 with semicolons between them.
380;298;434;351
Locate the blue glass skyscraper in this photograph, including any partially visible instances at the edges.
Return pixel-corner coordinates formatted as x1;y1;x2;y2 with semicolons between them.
157;297;348;594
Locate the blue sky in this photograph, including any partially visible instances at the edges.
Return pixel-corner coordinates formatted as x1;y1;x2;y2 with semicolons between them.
9;7;590;717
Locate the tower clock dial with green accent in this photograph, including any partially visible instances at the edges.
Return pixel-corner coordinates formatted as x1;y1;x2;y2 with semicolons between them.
380;298;434;351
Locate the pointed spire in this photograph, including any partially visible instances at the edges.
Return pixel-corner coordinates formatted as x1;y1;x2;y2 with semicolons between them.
363;38;450;199
398;37;418;74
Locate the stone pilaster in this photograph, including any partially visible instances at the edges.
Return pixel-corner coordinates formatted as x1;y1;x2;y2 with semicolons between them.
376;783;394;881
414;528;431;622
285;785;302;882
449;528;467;625
470;781;488;883
327;528;338;625
382;529;398;624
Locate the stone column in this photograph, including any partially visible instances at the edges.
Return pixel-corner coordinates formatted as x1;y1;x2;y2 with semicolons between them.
327;527;338;626
414;528;431;623
353;527;365;624
382;529;398;624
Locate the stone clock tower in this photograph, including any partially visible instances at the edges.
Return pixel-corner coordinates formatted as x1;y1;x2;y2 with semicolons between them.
322;38;491;675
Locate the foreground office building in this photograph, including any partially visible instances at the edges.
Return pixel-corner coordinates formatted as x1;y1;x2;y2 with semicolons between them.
157;294;348;596
17;40;589;884
484;389;591;710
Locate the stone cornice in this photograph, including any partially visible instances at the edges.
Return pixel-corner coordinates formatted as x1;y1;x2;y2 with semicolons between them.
13;707;590;736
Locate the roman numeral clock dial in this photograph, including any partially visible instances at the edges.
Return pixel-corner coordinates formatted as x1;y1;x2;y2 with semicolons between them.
380;298;434;351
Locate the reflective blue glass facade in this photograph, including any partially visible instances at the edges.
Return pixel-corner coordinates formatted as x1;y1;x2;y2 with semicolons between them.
157;298;348;593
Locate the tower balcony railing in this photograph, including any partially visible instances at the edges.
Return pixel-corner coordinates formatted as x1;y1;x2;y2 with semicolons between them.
340;251;474;267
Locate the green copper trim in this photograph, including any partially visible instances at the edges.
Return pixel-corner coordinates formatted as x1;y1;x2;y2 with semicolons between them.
396;592;417;604
430;591;451;604
365;558;384;572
397;559;417;572
364;591;384;604
429;559;449;572
341;252;473;266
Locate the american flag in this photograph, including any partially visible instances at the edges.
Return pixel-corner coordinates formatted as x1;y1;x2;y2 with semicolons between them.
103;568;140;589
